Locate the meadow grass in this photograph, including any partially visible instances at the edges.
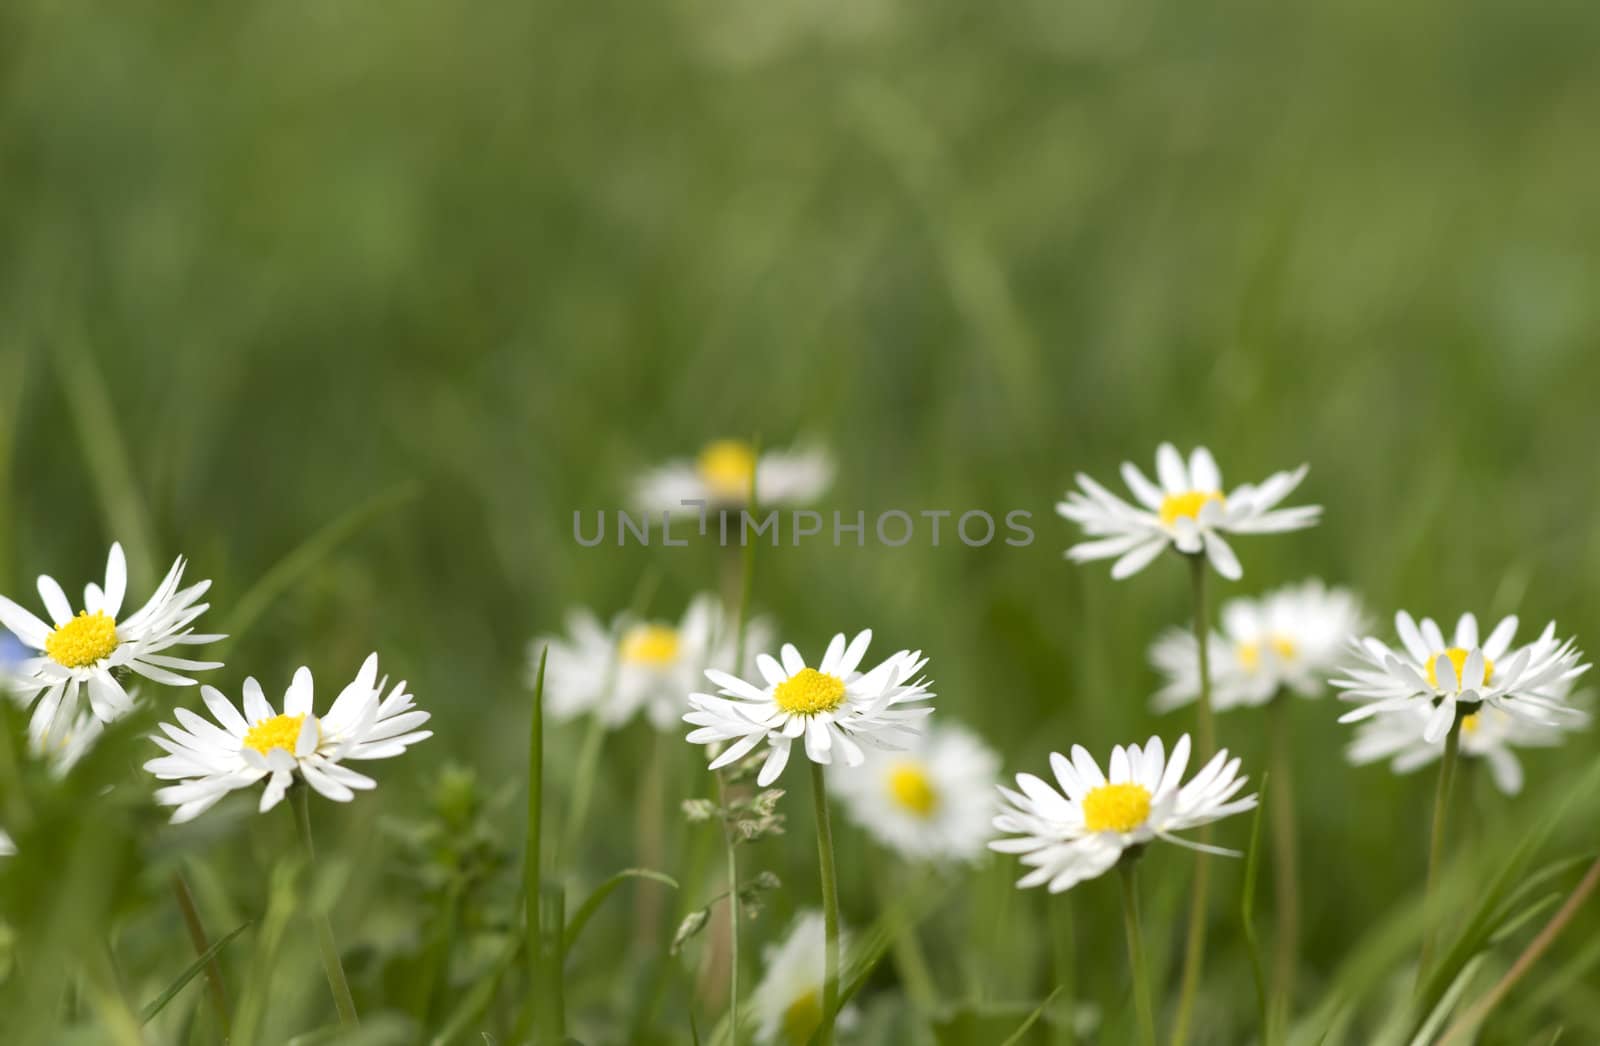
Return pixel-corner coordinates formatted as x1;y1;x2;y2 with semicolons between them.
4;0;1600;1042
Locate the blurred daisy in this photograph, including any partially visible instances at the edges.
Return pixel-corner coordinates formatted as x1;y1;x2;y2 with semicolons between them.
830;720;999;863
145;654;431;824
0;543;222;746
684;630;933;786
1150;580;1366;712
1346;693;1587;796
0;830;12;857
990;734;1257;893
1334;611;1589;742
533;595;773;730
751;909;855;1046
633;439;832;509
1057;443;1319;581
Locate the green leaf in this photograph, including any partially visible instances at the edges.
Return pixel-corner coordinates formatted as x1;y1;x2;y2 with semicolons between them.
563;868;679;955
139;920;251;1024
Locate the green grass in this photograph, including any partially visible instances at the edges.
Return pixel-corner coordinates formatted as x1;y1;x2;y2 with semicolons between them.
4;0;1600;1041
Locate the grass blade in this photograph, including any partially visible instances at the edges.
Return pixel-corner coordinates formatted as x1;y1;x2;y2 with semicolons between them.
998;986;1063;1046
1242;774;1271;1042
563;868;679;955
139;921;251;1024
222;481;421;643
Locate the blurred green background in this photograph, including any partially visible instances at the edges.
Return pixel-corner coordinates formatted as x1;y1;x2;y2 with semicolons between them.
4;0;1600;1042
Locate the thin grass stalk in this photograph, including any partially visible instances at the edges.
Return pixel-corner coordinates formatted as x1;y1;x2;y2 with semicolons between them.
1117;861;1157;1046
524;647;548;1038
291;787;358;1027
170;870;231;1039
810;761;841;1046
1438;854;1600;1044
1172;554;1215;1046
1267;694;1300;1034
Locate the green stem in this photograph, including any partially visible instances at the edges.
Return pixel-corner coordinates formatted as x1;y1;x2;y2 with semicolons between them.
715;768;742;1045
561;713;608;866
1171;554;1215;1046
1118;861;1157;1046
1267;695;1300;1038
537;884;567;1041
1417;715;1464;989
811;761;841;1046
171;870;232;1040
877;864;937;1011
524;648;548;1039
292;787;359;1027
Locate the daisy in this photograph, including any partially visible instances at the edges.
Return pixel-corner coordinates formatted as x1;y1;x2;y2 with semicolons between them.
145;653;431;824
1347;681;1588;796
0;543;222;746
1150;580;1366;712
990;734;1257;893
751;910;856;1046
1057;443;1319;581
533;595;773;730
1334;611;1589;743
633;438;833;509
684;630;933;787
0;830;12;856
830;720;999;863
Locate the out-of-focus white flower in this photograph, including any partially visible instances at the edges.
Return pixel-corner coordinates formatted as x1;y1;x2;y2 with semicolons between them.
532;595;772;731
830;720;1000;863
633;439;832;510
1151;580;1366;712
1057;443;1319;581
750;909;857;1045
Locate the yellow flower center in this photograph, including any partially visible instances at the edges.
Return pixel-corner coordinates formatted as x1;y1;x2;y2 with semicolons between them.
1159;490;1224;526
1082;782;1152;834
621;624;680;666
696;439;757;499
243;714;310;756
1238;634;1297;672
44;611;120;669
1424;648;1494;690
781;988;823;1045
1461;712;1481;735
773;668;846;716
886;762;940;817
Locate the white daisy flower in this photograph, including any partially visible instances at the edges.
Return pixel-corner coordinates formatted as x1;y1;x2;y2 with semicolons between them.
830;720;1000;863
1346;681;1588;796
1057;443;1320;581
633;439;833;510
990;734;1257;893
533;595;773;731
751;909;856;1046
0;543;223;746
1150;579;1366;712
1334;611;1589;743
144;654;432;824
684;630;933;787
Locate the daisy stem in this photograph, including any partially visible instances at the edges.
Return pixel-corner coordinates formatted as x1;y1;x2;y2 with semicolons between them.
714;767;742;1044
291;787;359;1027
1267;694;1300;1036
1417;715;1463;990
170;870;231;1038
1171;554;1215;1046
1117;861;1157;1046
810;761;842;1046
560;712;607;867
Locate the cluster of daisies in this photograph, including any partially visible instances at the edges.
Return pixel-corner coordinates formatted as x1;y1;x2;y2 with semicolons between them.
0;542;431;840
